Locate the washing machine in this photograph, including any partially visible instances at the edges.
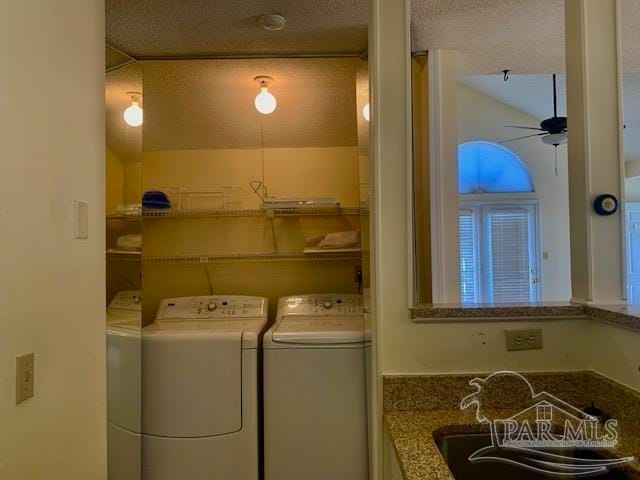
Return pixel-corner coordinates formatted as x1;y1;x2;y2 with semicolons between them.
263;294;369;480
141;295;268;480
106;290;142;480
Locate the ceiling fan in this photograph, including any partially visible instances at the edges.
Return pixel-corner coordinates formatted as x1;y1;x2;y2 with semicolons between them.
501;74;567;147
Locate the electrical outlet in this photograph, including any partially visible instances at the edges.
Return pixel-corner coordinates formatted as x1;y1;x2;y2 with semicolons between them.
505;329;543;351
16;353;34;404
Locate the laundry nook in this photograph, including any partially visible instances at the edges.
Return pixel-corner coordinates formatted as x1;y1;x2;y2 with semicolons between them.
103;5;371;478
4;2;640;480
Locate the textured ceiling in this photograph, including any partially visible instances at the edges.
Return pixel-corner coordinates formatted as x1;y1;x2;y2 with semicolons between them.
106;0;368;58
460;74;640;162
411;0;640;74
107;1;640;73
106;58;360;159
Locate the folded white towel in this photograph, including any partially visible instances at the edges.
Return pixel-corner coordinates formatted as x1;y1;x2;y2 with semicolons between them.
116;233;142;251
318;230;360;249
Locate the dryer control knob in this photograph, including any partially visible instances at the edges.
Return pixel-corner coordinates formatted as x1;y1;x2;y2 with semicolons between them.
207;302;217;312
322;301;333;310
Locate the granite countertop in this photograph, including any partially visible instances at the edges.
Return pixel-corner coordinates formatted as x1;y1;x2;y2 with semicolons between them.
411;303;640;332
384;372;640;480
585;304;640;331
411;302;585;320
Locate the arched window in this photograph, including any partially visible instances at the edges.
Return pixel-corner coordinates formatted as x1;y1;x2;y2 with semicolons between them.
458;141;534;194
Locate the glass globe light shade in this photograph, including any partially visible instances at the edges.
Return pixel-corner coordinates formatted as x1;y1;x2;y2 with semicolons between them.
254;87;277;115
363;103;370;122
542;132;567;146
124;101;143;127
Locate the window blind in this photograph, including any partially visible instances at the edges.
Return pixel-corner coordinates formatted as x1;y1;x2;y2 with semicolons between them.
487;209;531;303
459;211;477;304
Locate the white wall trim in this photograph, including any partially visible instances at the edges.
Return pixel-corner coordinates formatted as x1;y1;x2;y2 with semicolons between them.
369;0;412;477
405;4;415;309
615;0;628;301
429;51;445;303
428;49;461;303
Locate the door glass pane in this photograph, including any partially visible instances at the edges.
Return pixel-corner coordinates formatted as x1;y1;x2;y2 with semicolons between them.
487;209;532;302
626;205;640;303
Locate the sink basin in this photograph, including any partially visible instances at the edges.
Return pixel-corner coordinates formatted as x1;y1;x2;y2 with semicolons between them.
436;433;633;479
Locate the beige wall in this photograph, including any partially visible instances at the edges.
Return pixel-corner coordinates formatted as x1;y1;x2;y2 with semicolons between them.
590;322;640;391
0;2;106;479
106;154;141;212
106;148;124;214
383;318;592;375
124;162;142;205
141;146;362;321
142;146;360;208
384;313;640;392
457;82;572;301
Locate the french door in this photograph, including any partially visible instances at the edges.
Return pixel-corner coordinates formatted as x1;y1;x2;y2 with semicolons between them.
626;202;640;303
460;202;541;303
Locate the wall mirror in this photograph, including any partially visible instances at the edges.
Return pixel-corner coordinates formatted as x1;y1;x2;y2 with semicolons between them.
105;49;143;477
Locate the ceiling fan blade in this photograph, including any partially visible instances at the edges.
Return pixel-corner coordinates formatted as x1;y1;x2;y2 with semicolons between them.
500;133;546;144
504;125;545;131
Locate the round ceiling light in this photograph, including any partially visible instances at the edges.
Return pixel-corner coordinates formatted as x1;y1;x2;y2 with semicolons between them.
123;91;143;127
254;76;277;115
258;13;286;32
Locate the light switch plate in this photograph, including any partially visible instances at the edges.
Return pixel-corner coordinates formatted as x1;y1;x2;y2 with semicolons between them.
75;200;89;239
505;329;543;351
16;353;34;404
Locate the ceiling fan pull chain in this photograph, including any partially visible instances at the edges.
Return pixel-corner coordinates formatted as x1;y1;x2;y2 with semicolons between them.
554;147;558;176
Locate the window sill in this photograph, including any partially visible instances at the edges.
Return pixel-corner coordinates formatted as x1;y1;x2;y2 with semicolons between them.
411;303;640;332
411;303;585;322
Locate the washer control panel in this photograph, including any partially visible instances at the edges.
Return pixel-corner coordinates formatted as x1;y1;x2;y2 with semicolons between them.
108;290;142;311
156;295;267;320
282;294;363;316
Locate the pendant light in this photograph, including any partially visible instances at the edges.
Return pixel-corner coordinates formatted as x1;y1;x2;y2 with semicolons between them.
254;76;277;115
124;92;143;127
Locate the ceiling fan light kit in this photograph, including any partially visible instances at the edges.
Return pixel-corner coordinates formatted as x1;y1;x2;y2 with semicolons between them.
541;132;567;146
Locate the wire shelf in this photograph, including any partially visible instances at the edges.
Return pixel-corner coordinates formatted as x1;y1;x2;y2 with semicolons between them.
143;209;264;219
139;206;363;219
142;250;364;265
106;250;142;261
106;214;143;221
266;206;361;217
